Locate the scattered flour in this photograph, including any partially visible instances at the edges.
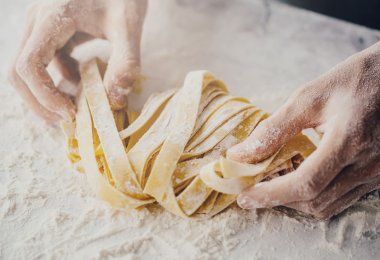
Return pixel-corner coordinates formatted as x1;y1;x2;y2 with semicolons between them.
1;0;380;259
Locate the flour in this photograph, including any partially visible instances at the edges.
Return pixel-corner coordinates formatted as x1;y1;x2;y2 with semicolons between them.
4;93;377;259
1;0;380;259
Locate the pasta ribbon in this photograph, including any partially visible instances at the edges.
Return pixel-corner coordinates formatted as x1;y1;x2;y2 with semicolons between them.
65;59;316;218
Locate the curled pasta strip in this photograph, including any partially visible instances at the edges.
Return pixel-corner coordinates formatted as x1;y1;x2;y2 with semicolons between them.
65;59;316;218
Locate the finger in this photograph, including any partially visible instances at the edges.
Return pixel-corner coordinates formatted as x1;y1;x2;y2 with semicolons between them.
103;45;140;109
103;0;147;109
315;177;380;220
227;83;324;163
9;3;60;122
16;10;77;121
286;159;380;216
53;32;94;83
52;50;80;95
237;127;349;209
51;33;94;96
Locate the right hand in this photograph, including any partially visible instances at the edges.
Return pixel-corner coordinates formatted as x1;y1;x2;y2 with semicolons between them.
227;41;380;219
9;0;148;122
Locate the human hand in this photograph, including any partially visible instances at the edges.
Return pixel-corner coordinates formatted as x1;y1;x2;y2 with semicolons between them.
9;0;147;122
227;42;380;219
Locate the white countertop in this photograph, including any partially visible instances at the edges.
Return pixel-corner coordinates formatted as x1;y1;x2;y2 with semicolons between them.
1;1;379;259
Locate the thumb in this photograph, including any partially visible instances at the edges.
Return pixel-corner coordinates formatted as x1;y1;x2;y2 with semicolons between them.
236;127;348;209
227;86;321;163
103;45;140;110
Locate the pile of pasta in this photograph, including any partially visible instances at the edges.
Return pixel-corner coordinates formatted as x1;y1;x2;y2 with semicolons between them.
64;60;316;218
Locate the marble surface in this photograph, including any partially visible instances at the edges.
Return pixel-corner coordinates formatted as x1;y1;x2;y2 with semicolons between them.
135;0;380;112
1;0;379;259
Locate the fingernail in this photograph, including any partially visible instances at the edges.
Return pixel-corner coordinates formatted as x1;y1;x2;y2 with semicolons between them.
114;85;132;96
108;86;129;109
237;195;262;209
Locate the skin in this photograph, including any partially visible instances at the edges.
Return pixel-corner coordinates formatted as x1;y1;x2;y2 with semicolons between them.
9;0;147;122
9;1;380;219
227;41;380;219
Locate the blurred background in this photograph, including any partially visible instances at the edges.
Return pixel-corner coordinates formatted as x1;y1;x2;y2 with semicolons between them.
281;0;380;29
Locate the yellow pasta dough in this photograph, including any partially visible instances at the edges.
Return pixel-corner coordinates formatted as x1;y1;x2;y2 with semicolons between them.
64;59;316;218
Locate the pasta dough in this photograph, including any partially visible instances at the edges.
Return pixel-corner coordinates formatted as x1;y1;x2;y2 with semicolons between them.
64;59;316;218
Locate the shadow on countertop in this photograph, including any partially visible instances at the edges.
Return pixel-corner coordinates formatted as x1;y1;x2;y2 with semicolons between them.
279;0;380;30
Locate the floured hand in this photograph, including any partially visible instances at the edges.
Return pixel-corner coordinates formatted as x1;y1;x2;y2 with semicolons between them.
227;41;380;219
9;0;147;122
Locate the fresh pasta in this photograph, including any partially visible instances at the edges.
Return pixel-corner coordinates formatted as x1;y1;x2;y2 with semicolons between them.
64;59;316;218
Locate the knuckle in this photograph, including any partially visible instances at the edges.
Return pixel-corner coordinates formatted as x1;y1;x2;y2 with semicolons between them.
111;73;139;88
16;52;40;77
306;200;321;214
343;123;371;158
356;53;379;73
30;0;73;20
297;177;322;200
363;165;380;181
282;87;317;125
54;1;73;16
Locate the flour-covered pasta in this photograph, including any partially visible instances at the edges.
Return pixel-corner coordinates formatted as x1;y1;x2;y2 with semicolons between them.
64;60;316;218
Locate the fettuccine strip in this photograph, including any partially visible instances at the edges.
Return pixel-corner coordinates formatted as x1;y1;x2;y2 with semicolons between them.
64;60;316;218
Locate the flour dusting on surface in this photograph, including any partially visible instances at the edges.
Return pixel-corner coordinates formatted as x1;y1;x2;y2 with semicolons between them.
1;0;380;259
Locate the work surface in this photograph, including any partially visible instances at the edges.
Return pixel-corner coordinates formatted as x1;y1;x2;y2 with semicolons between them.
1;0;380;259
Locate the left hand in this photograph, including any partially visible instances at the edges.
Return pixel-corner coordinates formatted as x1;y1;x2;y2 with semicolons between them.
8;0;147;122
